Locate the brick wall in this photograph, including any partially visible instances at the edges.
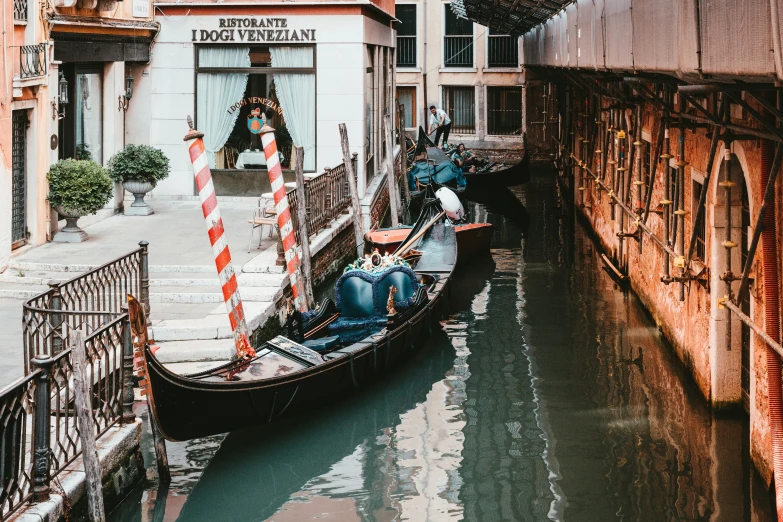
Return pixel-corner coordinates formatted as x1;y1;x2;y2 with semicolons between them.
310;224;358;290
552;93;782;485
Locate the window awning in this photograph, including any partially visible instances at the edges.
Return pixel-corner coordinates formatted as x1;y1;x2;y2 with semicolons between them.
450;0;573;36
49;14;159;62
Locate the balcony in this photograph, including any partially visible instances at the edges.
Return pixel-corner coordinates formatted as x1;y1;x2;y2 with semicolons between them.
444;36;473;68
20;43;46;79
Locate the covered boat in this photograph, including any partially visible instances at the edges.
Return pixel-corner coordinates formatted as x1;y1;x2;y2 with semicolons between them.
139;201;457;441
408;127;530;194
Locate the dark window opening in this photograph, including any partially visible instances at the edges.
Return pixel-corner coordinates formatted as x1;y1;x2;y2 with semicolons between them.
397;86;416;128
443;86;475;134
396;5;417;68
487;86;522;135
444;5;473;68
488;29;518;68
12;111;27;248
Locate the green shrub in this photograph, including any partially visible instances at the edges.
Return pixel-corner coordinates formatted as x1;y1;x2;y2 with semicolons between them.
107;144;171;184
47;159;113;215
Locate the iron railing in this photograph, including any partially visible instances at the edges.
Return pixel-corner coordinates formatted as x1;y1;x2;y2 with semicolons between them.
2;244;143;520
13;0;26;22
22;242;149;373
396;36;417;68
487;86;523;135
287;156;357;246
487;34;518;67
444;36;473;67
19;44;46;79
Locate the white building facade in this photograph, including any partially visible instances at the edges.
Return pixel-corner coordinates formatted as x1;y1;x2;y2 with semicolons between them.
134;2;397;199
395;0;525;150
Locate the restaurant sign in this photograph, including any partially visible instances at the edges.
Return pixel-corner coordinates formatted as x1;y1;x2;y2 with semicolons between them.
192;18;316;43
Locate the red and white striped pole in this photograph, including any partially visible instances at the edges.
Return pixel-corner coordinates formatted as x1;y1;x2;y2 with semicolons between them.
259;121;307;312
184;117;256;360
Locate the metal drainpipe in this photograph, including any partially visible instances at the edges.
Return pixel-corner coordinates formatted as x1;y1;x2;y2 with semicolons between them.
721;139;734;351
662;124;672;279
634;105;644;254
618;117;627;265
677;122;687;301
609;108;617;220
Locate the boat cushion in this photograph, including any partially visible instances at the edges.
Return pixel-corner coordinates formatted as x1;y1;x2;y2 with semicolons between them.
335;265;419;318
302;335;341;353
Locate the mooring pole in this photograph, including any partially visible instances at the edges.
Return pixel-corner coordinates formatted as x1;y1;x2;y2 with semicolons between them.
183;117;257;358
339;123;365;257
293;147;316;310
71;330;107;522
383;115;400;227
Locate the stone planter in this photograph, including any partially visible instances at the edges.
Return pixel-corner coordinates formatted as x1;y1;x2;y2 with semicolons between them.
53;206;89;243
123;179;155;216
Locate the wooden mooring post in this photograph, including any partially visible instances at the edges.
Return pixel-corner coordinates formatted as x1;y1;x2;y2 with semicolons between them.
383;115;399;227
338;123;365;257
398;103;410;222
70;330;106;522
293;146;316;309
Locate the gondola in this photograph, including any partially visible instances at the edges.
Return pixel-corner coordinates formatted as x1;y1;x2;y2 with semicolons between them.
408;127;530;197
365;223;492;266
139;199;458;442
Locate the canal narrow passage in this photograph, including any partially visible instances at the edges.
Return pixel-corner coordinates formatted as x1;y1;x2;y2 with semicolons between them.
109;167;776;521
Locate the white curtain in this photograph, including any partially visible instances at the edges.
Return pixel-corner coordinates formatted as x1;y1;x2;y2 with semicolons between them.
270;47;316;171
197;47;250;167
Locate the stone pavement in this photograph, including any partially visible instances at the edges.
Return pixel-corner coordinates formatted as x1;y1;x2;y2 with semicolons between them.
0;298;24;387
0;199;284;388
0;198;355;388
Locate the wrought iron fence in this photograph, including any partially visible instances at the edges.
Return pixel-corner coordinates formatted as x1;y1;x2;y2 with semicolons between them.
396;36;416;68
487;34;518;68
443;36;473;67
287;156;356;246
3;243;140;520
13;0;26;22
22;242;149;373
19;44;45;79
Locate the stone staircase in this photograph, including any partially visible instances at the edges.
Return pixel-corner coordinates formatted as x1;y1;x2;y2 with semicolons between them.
1;244;288;363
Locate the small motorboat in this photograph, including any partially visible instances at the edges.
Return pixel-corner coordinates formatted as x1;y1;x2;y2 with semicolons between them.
138;199;457;442
366;223;492;266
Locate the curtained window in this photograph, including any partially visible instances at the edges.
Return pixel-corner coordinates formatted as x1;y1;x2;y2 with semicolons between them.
195;45;316;171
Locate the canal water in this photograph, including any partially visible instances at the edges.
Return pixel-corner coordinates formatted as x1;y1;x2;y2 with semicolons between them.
108;167;776;521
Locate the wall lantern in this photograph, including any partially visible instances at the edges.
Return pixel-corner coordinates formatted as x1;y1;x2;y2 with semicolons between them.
118;71;134;112
52;72;68;120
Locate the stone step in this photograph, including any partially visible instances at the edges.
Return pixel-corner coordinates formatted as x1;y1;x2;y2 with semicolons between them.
6;260;217;274
153;339;235;363
150;300;277;342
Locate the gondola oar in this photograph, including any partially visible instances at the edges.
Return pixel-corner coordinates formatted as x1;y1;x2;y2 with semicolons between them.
395;211;446;256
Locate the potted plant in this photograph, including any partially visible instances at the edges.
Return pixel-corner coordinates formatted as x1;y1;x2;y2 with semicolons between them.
108;144;171;216
47;159;113;243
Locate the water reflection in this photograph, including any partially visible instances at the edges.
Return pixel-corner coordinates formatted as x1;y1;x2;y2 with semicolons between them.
108;171;775;522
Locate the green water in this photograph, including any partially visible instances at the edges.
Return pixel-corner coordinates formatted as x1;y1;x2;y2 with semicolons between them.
108;168;775;521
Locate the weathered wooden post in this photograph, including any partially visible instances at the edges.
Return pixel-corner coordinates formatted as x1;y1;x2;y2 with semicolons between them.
398;104;410;218
293;147;316;310
338;123;365;257
70;330;106;522
121;314;135;425
383;115;399;227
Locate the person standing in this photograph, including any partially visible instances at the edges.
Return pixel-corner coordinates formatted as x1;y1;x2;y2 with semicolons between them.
427;105;452;146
